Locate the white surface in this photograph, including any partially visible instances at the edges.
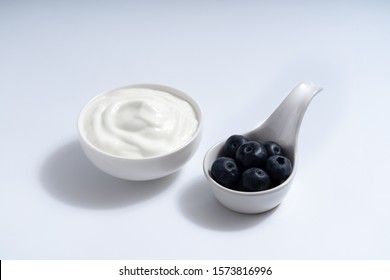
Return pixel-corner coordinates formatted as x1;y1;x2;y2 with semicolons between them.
1;0;390;259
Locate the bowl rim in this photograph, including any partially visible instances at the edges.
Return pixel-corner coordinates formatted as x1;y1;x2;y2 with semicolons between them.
77;83;203;161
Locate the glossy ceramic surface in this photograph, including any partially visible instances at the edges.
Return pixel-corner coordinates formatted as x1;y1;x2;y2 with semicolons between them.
203;81;322;214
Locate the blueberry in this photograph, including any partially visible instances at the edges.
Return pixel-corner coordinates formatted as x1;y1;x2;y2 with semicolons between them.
233;177;246;192
221;135;249;158
266;155;293;184
236;141;268;169
264;141;284;156
242;168;271;191
211;157;240;189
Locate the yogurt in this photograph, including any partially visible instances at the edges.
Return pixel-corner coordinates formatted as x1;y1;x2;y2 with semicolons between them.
81;87;199;158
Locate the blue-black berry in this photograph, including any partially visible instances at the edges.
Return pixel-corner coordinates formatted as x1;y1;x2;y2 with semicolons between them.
266;155;293;183
211;157;240;189
221;135;249;158
236;141;268;169
242;167;271;191
264;141;284;156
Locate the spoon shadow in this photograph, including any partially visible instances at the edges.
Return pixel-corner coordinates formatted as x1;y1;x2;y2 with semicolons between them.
177;176;277;231
40;140;177;210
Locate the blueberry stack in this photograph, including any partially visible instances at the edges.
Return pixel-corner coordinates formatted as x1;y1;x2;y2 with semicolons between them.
210;135;293;192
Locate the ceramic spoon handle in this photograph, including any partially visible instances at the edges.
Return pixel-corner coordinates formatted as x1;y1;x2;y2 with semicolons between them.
251;81;322;151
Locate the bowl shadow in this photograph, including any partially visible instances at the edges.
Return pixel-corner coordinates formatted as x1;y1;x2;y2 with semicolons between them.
40;140;178;210
177;176;277;231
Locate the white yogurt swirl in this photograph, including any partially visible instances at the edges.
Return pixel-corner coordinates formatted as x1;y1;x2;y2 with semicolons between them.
82;87;199;158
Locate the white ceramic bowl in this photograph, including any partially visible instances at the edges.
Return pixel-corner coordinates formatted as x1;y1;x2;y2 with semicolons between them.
78;84;203;181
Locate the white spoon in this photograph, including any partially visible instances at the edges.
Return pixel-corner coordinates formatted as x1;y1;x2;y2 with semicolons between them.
203;81;323;214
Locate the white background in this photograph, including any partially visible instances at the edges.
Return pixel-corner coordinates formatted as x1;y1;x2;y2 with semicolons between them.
1;0;390;259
